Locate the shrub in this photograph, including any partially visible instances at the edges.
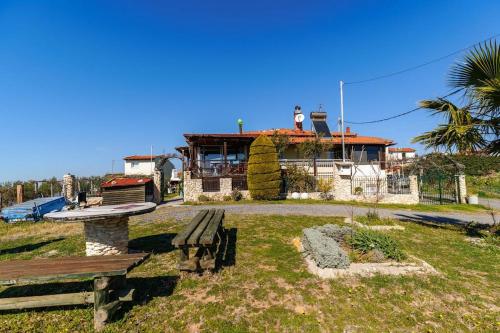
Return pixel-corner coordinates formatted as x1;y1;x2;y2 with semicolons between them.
285;165;315;193
302;228;350;268
317;178;334;199
365;210;380;221
354;187;363;195
348;229;406;261
247;135;281;200
222;195;232;201
198;194;211;202
314;224;353;243
231;189;243;201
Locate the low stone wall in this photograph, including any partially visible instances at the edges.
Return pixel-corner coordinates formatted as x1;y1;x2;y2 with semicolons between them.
184;170;419;205
183;171;250;202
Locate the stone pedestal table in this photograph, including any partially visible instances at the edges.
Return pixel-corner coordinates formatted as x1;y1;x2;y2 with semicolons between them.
45;202;156;256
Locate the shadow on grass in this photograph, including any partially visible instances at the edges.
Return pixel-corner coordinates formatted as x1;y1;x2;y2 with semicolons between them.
0;275;179;320
215;228;237;272
128;233;177;254
0;238;64;255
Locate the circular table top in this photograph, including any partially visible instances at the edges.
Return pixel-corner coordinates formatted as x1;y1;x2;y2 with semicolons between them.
45;202;157;222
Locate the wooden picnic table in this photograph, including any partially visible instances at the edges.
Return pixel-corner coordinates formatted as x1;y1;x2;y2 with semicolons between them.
172;209;225;272
45;202;156;256
0;253;149;331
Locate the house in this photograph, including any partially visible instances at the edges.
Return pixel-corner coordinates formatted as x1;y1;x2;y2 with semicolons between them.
177;106;396;201
124;155;175;178
122;154;176;203
387;148;416;161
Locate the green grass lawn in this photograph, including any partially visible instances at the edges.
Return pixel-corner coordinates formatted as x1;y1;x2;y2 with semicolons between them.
0;213;498;332
186;198;493;213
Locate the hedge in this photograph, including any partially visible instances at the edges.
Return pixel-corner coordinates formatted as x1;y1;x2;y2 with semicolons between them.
247;135;281;200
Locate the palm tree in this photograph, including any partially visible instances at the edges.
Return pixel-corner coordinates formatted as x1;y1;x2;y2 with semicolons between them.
449;40;500;116
412;99;485;154
448;41;500;153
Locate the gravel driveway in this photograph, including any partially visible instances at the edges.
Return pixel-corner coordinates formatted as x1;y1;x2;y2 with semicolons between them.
150;200;498;226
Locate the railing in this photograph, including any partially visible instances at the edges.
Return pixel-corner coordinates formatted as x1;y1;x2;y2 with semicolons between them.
352;176;411;195
191;159;247;178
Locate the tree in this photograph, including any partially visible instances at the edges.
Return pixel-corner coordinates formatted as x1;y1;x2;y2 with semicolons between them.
299;134;332;176
448;41;500;153
247;135;282;200
412;99;485;154
270;130;290;159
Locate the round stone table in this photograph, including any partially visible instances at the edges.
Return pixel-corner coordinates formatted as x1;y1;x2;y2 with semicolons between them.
45;202;156;256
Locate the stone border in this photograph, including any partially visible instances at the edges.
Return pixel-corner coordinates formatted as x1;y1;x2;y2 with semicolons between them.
304;255;439;278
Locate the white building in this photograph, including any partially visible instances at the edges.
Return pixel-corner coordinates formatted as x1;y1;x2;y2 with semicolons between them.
124;155;175;180
387;148;416;161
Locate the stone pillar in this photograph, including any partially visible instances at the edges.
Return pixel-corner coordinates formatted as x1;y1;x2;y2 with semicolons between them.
409;175;419;203
16;184;24;204
84;217;129;256
458;174;467;204
183;171;203;202
63;174;75;201
153;169;162;204
220;178;232;195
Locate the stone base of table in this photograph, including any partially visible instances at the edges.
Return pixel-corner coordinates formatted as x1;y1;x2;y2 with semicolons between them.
84;217;129;256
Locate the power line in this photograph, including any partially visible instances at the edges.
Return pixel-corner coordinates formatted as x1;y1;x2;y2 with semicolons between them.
345;89;461;124
344;33;500;85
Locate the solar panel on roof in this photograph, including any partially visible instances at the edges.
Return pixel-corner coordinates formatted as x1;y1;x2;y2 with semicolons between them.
312;120;332;137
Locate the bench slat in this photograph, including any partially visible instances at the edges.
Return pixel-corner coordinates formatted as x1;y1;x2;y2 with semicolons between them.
0;253;149;285
199;209;224;246
171;210;209;247
186;209;216;245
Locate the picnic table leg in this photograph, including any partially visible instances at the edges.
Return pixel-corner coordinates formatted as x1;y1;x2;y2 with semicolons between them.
180;245;189;261
94;276;122;331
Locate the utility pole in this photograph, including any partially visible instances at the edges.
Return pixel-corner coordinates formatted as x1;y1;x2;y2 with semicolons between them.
340;80;346;162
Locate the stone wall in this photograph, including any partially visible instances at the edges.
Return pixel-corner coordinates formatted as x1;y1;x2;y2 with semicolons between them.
63;173;75;201
183;171;250;202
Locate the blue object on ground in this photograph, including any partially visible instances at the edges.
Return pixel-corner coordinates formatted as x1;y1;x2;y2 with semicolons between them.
1;197;67;222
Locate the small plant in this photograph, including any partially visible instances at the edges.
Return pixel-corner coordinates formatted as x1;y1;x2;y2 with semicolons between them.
231;189;243;201
317;178;334;199
285;165;315;193
198;194;211;202
366;209;380;221
354;187;363;195
348;229;406;261
222;195;232;201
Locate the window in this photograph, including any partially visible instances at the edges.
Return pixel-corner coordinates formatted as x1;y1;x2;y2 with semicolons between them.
131;161;139;168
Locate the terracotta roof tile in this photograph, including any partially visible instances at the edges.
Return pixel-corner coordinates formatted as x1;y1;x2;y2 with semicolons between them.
102;177;152;188
388;148;416;153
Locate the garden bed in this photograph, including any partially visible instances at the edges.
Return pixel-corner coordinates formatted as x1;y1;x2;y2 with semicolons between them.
297;224;437;278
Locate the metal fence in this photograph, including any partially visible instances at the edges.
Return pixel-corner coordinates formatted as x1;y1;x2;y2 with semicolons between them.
202;177;220;192
231;176;248;191
352;176;411;195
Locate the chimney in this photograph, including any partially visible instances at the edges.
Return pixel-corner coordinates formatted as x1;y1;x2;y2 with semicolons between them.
346;126;350;134
294;105;303;131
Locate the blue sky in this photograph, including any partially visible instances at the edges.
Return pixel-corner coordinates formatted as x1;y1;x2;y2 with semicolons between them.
0;0;499;181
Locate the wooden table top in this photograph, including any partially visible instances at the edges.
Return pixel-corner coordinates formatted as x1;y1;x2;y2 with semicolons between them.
44;202;156;222
0;253;149;285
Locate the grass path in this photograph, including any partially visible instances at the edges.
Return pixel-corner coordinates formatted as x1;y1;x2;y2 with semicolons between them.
0;212;498;332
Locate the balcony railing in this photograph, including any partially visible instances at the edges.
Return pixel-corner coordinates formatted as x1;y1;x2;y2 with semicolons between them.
191;159;247;178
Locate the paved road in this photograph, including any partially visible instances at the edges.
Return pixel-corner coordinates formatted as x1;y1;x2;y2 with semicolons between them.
159;200;497;226
478;197;500;211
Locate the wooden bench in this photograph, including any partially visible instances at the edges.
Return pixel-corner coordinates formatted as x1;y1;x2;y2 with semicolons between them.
172;209;225;272
0;253;149;331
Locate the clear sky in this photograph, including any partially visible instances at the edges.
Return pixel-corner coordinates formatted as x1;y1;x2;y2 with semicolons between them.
1;0;499;181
